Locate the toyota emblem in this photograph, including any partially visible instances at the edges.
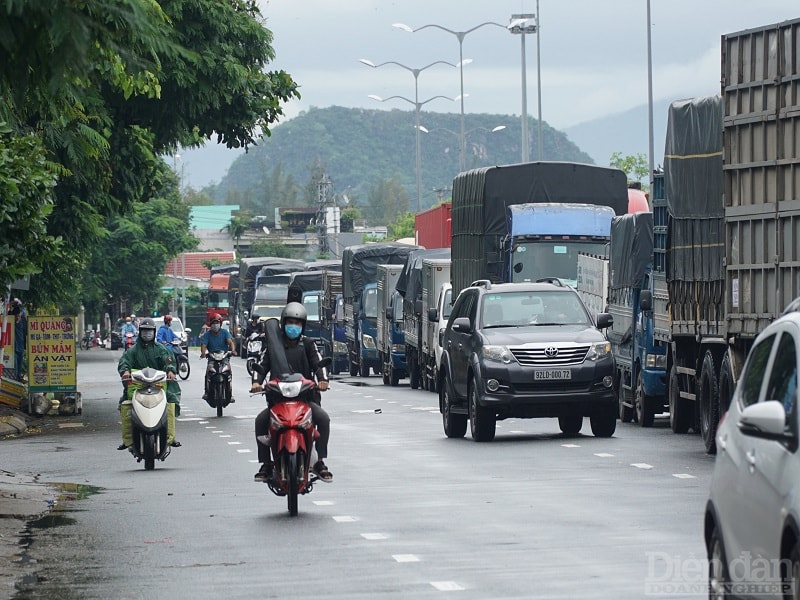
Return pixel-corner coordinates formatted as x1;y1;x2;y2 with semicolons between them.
544;346;559;357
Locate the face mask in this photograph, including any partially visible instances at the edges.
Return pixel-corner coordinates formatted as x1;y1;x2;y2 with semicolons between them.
140;330;155;342
284;324;302;340
211;323;221;333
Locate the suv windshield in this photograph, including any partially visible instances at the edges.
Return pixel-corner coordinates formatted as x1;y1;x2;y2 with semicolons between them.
481;290;588;328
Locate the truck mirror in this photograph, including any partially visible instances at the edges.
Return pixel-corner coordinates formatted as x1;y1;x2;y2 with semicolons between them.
414;300;423;315
596;313;613;329
385;307;392;320
514;262;523;273
428;307;439;322
640;290;653;312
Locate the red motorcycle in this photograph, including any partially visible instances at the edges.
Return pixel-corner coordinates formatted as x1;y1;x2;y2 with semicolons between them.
124;331;136;349
259;367;327;516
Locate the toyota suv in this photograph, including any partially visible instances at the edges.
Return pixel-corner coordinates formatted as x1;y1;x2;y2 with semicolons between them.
438;279;616;441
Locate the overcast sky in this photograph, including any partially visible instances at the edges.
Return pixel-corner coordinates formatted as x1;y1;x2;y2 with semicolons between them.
179;1;798;187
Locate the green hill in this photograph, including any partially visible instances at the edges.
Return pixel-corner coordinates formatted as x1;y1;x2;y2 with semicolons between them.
204;105;593;214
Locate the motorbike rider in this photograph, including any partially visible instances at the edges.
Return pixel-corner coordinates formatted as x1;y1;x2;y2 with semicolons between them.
117;317;181;449
249;302;332;483
244;313;264;339
121;316;137;340
157;314;180;346
200;313;236;401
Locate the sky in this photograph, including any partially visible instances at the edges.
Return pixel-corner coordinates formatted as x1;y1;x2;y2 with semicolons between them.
178;1;799;188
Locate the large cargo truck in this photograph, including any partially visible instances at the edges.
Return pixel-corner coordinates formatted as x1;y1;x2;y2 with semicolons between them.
342;243;419;377
376;264;406;386
658;19;800;453
420;257;452;393
450;162;628;300
397;248;450;389
320;271;347;375
415;203;452;249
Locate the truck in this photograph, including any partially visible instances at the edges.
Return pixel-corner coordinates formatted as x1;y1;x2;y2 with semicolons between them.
320;270;348;375
397;247;450;389
450;162;629;300
286;270;327;357
376;264;406;386
605;212;667;427
203;266;237;324
415;203;452;249
420;257;452;393
656;19;800;453
342;242;419;377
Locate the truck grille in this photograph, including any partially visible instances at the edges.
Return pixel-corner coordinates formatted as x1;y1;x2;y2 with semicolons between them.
511;345;590;366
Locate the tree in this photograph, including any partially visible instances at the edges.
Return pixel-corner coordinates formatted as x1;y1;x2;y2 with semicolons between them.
610;152;649;184
222;212;252;254
364;177;410;225
340;207;361;233
388;212;415;240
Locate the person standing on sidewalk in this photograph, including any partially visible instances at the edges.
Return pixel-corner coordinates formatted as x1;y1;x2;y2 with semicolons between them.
9;299;27;381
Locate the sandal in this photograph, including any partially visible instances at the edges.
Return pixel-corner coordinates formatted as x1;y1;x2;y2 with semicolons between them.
313;461;333;483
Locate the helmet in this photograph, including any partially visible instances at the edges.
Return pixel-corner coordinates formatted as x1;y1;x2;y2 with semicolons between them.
281;302;307;335
250;314;260;322
210;313;222;324
164;315;173;325
139;317;156;331
130;313;136;319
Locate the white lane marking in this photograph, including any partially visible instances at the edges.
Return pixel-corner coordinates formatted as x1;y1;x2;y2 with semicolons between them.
361;533;387;540
58;423;84;429
198;421;209;424
211;430;223;433
227;441;242;445
177;417;204;421
510;430;526;434
333;516;358;523
672;473;696;479
412;406;440;411
561;444;581;448
313;500;335;506
594;453;615;458
632;463;654;470
387;401;397;404
219;434;232;438
431;581;464;591
352;409;380;413
393;554;420;563
237;449;251;453
233;415;258;419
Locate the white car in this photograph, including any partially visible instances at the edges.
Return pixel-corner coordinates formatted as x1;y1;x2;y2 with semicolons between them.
153;316;191;349
705;308;800;599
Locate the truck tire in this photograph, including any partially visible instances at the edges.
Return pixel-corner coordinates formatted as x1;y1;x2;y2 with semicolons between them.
381;355;390;385
718;353;735;416
669;364;692;434
617;371;633;423
410;364;420;390
698;350;721;454
349;361;358;377
359;357;370;377
390;367;400;387
634;370;655;427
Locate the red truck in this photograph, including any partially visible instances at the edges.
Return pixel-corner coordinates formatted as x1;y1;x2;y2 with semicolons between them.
415;203;452;249
205;273;231;324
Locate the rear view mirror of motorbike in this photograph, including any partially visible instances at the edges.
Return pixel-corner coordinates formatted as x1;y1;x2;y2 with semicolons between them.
318;357;332;369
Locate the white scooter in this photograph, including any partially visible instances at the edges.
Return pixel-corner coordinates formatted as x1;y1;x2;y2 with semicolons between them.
125;368;172;470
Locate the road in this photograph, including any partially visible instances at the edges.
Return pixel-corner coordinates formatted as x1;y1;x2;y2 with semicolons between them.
3;348;713;599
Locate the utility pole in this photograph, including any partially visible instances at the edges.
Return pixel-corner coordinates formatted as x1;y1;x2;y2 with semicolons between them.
317;173;333;256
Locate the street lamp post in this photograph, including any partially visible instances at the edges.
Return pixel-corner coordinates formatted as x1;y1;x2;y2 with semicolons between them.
361;59;456;212
508;13;540;162
393;21;505;172
369;94;454;212
417;124;506;169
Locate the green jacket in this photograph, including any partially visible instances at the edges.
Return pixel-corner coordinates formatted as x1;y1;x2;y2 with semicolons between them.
118;339;180;406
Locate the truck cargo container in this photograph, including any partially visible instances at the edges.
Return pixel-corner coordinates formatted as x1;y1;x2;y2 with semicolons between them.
376;264;406;386
320;271;347;375
421;258;452;393
415;203;452;249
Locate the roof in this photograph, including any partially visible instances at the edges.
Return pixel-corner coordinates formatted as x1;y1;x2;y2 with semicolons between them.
190;205;241;230
165;251;237;281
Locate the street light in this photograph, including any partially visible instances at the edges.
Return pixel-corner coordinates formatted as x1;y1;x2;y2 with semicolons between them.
368;93;454;212
417;125;506;169
393;21;505;172
361;58;456;212
508;11;541;162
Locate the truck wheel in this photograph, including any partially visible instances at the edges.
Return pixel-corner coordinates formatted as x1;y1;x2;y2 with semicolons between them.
558;415;583;435
359;357;369;377
442;374;467;438
590;407;616;438
634;370;655;427
382;358;390;385
669;364;692;434
699;350;721;454
390;367;400;387
718;353;735;416
469;377;495;442
410;364;420;390
349;360;358;377
617;372;633;423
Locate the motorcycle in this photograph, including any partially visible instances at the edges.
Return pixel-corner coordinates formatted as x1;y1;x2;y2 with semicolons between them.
80;330;94;350
124;368;172;470
245;332;264;376
204;350;233;417
168;340;191;381
124;331;136;349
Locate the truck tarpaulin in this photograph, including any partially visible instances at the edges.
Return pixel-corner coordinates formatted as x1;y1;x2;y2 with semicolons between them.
396;248;451;302
342;243;421;300
609;212;654;290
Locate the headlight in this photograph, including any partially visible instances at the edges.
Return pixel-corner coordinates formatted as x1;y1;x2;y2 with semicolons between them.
586;341;612;361
362;334;376;349
482;345;515;364
391;344;405;353
646;354;667;369
333;341;347;353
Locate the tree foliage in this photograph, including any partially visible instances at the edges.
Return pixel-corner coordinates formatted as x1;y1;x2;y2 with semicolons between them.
610;152;649;183
388;212;415;240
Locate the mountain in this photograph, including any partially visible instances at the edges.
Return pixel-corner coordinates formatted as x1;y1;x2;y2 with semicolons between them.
201;105;594;212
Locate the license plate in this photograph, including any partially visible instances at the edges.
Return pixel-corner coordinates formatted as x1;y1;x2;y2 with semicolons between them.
534;369;572;380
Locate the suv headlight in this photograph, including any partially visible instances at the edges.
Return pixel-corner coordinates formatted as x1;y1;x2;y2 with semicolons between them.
482;345;515;364
586;341;612;361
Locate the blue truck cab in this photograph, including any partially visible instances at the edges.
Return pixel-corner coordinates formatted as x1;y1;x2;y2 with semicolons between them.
355;282;380;376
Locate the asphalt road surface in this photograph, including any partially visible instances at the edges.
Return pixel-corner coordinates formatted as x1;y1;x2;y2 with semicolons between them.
3;348;713;599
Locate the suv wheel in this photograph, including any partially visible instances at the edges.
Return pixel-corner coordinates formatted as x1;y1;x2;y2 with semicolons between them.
558;415;583;435
707;524;728;600
590;407;616;438
469;378;495;442
441;373;467;438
